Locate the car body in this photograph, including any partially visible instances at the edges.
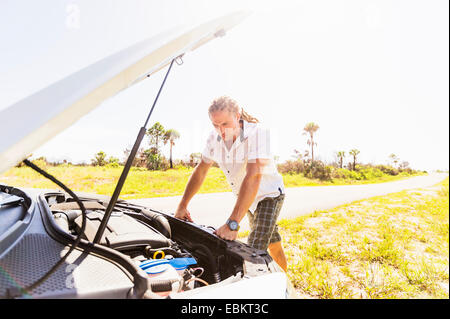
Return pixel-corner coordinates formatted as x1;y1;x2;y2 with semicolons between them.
0;9;295;299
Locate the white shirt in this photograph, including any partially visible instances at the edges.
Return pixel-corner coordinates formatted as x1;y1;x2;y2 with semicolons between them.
202;120;284;213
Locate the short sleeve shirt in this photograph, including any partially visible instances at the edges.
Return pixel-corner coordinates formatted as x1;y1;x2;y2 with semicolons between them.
201;120;284;213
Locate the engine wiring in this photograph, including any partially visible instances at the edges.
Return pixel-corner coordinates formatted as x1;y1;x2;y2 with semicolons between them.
185;277;209;287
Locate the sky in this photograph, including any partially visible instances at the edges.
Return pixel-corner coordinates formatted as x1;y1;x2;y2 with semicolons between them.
1;0;448;171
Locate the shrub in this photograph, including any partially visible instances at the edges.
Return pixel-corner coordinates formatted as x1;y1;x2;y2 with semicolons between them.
143;148;169;171
277;160;306;175
375;164;399;176
304;161;333;181
91;151;108;166
332;168;355;179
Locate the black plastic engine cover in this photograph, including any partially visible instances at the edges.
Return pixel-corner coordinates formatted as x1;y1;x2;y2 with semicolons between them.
74;210;171;250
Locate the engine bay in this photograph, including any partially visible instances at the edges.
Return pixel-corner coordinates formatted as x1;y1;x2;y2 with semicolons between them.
42;192;273;298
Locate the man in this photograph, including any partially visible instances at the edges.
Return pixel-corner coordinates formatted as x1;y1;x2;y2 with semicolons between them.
175;96;287;271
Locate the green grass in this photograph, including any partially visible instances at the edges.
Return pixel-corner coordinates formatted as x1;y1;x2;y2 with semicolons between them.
0;164;426;199
0;165;231;199
270;177;449;299
282;171;424;187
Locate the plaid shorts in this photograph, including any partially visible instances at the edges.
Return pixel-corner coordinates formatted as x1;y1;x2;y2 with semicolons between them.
246;193;285;251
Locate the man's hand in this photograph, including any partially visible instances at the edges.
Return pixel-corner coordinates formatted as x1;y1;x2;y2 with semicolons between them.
214;224;238;241
174;205;193;222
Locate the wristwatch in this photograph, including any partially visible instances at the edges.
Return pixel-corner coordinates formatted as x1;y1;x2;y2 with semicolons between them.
226;218;240;231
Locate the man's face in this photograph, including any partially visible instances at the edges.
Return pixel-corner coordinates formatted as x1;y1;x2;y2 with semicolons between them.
209;110;240;142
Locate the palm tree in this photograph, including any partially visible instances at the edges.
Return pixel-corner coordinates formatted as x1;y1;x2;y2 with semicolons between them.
349;149;360;171
147;122;165;150
336;151;346;168
389;153;400;168
163;129;180;169
302;122;319;164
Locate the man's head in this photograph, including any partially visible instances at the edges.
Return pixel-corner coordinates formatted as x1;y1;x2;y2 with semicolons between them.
208;96;240;142
208;96;258;142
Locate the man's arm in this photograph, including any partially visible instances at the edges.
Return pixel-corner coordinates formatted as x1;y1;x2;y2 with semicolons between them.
175;157;212;221
214;159;268;240
230;159;268;223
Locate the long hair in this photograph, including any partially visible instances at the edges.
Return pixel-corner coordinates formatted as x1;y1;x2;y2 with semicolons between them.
208;96;259;123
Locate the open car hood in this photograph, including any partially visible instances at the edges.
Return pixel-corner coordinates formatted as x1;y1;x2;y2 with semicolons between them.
0;11;249;174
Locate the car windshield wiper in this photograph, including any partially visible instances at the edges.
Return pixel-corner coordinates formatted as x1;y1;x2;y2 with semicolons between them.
93;56;180;244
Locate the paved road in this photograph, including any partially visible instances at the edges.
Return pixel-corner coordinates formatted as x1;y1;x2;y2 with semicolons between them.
130;173;448;232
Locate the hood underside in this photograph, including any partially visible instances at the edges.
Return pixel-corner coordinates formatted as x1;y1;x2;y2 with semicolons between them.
0;11;249;174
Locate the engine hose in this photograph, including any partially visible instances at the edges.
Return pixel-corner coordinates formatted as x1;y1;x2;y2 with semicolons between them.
189;244;221;283
141;209;171;238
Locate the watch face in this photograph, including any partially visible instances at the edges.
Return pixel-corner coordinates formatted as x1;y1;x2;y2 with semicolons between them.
228;220;239;231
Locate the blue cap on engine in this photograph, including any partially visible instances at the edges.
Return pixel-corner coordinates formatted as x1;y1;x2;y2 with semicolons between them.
168;257;197;270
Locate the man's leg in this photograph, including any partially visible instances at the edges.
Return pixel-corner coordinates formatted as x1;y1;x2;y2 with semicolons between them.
268;241;287;272
247;195;287;271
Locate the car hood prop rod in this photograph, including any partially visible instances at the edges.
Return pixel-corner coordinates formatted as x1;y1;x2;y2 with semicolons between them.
93;57;177;244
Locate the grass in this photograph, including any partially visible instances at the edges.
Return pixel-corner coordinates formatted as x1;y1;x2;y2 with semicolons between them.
282;170;425;187
0;164;426;199
0;165;230;199
239;177;449;299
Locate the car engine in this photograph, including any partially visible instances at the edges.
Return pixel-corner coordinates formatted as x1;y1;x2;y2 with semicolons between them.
42;191;273;298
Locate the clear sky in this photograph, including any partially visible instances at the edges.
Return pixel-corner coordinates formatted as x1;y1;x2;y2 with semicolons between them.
1;0;448;171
